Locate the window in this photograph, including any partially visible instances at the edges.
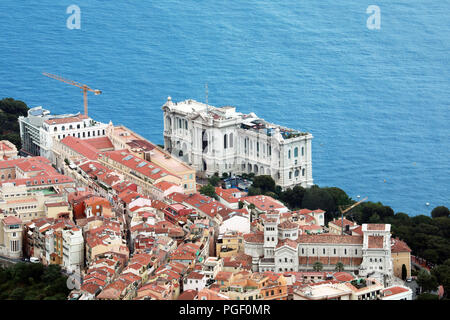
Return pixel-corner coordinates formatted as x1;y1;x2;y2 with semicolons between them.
294;147;298;157
229;133;233;148
289;172;292;179
302;147;304;156
302;169;305;176
288;150;291;159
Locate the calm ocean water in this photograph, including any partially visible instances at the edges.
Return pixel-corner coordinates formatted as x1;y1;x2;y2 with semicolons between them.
0;1;449;216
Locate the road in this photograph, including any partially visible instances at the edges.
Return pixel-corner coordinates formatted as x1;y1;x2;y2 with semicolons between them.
404;280;420;299
0;255;23;267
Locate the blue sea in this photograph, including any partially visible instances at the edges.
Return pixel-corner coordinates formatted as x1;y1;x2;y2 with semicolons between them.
1;1;449;216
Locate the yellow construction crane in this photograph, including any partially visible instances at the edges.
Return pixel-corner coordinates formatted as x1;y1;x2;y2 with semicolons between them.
42;72;102;117
339;196;368;235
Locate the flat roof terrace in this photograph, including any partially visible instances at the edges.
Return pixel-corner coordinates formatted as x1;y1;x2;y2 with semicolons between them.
113;126;193;174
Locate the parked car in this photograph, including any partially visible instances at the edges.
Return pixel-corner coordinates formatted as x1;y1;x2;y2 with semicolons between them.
29;257;40;263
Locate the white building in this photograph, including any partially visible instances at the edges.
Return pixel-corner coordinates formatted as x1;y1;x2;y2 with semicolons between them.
0;216;23;259
162;98;313;189
202;256;224;280
183;271;208;291
244;214;394;286
19;106;108;161
62;227;84;272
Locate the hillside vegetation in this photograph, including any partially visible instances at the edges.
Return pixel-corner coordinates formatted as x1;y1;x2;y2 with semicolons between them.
0;97;29;150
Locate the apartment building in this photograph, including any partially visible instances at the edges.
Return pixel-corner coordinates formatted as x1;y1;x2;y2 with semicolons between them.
19;106;108;160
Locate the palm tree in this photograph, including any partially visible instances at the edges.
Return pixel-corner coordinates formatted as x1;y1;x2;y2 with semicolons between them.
313;261;323;272
335;262;345;272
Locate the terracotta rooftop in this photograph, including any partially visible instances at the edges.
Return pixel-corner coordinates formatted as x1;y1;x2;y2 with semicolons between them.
391;238;412;253
60;136;100;160
382;286;410;297
243;231;264;244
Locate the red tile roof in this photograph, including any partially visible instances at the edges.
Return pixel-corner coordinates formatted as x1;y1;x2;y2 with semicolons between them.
154;181;178;192
60;136;100;160
102;150;178;181
391;238;412;253
84;137;114;151
2;216;22;225
243;231;264;244
382;286;410;297
241;195;286;211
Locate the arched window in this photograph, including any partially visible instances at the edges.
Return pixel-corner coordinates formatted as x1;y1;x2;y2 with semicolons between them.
288;149;291;159
224;134;228;149
302;168;305;176
289;172;292;179
302;147;305;156
294;147;298;157
54;127;57;132
62;126;65;131
229;133;233;148
295;170;299;177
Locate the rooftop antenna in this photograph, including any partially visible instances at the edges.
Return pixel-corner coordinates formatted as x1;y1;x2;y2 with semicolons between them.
205;83;208;105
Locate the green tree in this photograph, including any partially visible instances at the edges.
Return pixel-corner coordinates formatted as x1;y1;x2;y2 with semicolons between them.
335;262;344;272
417;293;439;300
417;269;438;293
251;175;276;194
10;287;26;300
209;175;221;187
264;191;278;199
0;98;29;150
248;186;262;196
199;184;218;200
313;261;323;272
302;186;336;214
431;260;450;299
431;206;450;219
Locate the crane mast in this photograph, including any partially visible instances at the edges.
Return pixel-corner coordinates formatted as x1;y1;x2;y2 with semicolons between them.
42;72;102;117
339;196;368;235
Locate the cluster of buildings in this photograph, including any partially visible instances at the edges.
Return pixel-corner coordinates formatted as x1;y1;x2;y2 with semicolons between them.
0;101;413;300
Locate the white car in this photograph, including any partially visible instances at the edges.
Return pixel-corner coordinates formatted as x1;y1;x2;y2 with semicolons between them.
29;257;40;263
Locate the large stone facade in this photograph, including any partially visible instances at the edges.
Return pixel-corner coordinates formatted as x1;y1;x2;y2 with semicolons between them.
162;98;313;189
244;212;393;285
